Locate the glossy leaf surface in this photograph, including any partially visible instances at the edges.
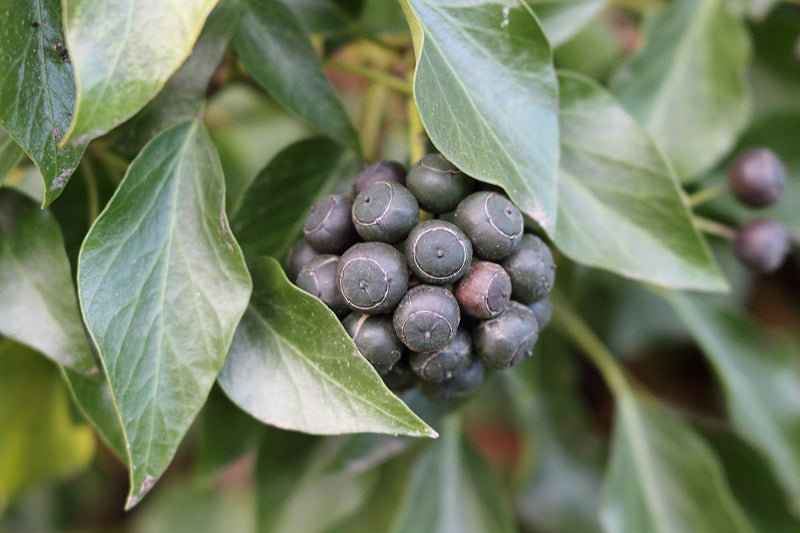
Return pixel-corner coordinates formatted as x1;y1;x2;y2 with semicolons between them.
63;0;219;145
0;0;88;204
555;73;727;291
403;0;559;232
78;121;252;509
532;0;605;47
611;0;751;181
233;0;360;152
0;190;96;375
217;256;436;438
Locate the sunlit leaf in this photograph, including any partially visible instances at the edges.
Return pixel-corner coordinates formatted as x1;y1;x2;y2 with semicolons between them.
532;0;605;47
0;129;23;187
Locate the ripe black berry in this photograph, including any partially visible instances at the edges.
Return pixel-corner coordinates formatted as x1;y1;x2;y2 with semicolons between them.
406;154;474;214
502;234;555;304
528;295;552;330
393;285;460;352
727;148;786;208
418;359;484;401
405;220;472;285
409;327;472;382
338;242;409;314
454;261;511;318
303;193;359;254
382;356;415;391
454;192;523;260
343;313;403;374
285;238;318;283
352;182;419;244
473;301;538;369
734;219;790;273
296;255;349;316
353;160;407;196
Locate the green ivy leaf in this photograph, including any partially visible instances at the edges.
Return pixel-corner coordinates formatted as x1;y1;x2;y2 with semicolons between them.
601;391;754;533
532;0;605;47
665;292;800;514
78;120;252;509
389;415;516;533
0;341;95;503
402;0;559;233
60;366;127;462
0;190;97;376
231;137;362;258
554;72;727;292
112;3;243;156
283;0;360;35
233;0;361;153
217;255;437;438
62;0;219;146
0;0;88;205
0;129;23;188
610;0;751;182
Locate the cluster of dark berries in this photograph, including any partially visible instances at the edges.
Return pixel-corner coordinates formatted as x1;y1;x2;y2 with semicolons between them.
727;148;791;273
285;154;555;401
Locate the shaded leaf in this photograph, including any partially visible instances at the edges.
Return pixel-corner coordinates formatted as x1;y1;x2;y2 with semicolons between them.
0;0;88;205
60;366;127;462
78;120;252;509
233;0;360;152
665;292;800;513
611;0;751;181
217;256;436;438
283;0;358;35
402;0;559;232
62;0;219;146
532;0;606;47
112;2;243;156
554;72;727;291
231;137;362;258
0;342;95;502
389;415;516;533
749;10;800;119
601;391;753;533
0;129;23;187
0;190;97;375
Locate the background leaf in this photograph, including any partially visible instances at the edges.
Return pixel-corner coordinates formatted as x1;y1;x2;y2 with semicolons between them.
62;0;219;146
402;0;559;233
601;391;753;533
611;0;751;182
389;415;516;533
0;190;97;376
231;137;362;258
0;341;95;502
0;0;88;205
0;130;23;187
233;0;361;153
665;292;800;514
531;0;606;48
554;72;727;291
217;256;436;438
78;120;252;509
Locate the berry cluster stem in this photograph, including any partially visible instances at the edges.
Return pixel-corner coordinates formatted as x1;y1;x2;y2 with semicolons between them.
688;183;727;207
407;90;427;164
550;289;629;395
693;215;736;241
325;60;411;95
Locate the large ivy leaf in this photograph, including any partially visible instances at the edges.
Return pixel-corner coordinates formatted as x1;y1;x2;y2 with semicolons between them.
112;3;243;156
665;292;800;512
0;190;97;376
78;120;252;509
0;0;88;205
217;256;436;438
531;0;606;47
231;137;362;258
554;73;727;291
233;0;361;153
62;0;219;146
0;342;95;502
60;366;127;462
601;391;754;533
610;0;751;182
402;0;559;233
0;130;23;187
389;415;516;533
